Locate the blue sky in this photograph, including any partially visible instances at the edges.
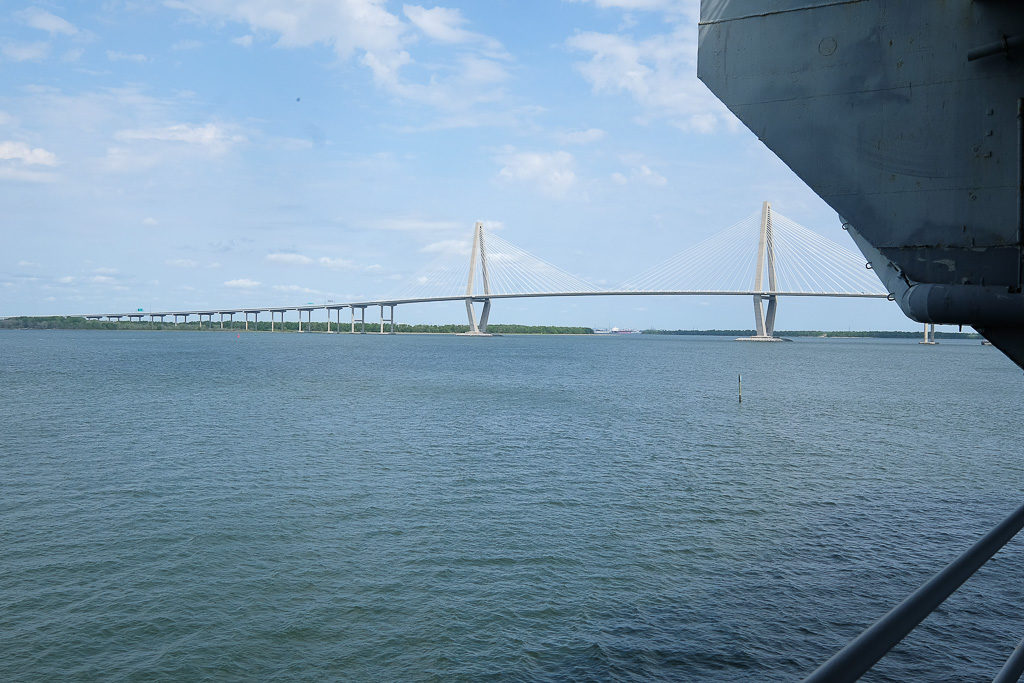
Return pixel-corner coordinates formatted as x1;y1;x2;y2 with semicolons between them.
0;0;917;330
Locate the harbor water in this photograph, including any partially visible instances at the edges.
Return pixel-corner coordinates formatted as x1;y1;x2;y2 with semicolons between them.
3;330;1023;680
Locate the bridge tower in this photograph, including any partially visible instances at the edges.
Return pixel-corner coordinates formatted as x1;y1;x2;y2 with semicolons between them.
464;221;492;335
738;201;784;341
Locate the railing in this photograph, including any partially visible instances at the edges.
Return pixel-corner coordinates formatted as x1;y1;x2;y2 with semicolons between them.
804;501;1024;682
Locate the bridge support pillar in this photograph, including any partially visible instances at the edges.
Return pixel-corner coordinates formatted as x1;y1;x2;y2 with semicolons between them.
764;295;777;336
464;298;492;335
738;201;787;342
379;304;395;334
461;221;494;336
351;306;366;333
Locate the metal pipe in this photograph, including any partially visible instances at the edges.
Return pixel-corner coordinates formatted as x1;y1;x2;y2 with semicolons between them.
993;635;1024;683
967;35;1024;62
804;500;1024;683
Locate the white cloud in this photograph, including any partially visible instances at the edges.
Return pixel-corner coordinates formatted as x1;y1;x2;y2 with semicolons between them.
107;50;149;63
102;146;161;172
371;217;463;232
273;284;322;294
17;260;38;267
57;276;75;284
319;256;355;269
634;164;667;185
566;17;735;133
232;34;253;47
614;162;668;186
0;138;58;180
266;252;313;265
420;239;471;256
0;167;57;182
496;149;577;198
16;8;79;36
166;258;200;268
90;275;116;284
6;87;248;173
403;5;503;51
115;123;246;153
457;55;509;86
558;128;606;145
567;0;686;9
2;42;50;62
169;0;407;65
404;5;470;43
363;50;508;112
225;278;260;288
142;217;158;226
0;141;58;166
168;1;508;122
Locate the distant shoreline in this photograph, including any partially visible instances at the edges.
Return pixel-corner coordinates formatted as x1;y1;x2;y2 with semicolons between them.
642;328;982;340
0;316;983;339
0;316;592;335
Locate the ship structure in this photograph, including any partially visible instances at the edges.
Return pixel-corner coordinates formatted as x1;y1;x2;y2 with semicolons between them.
698;1;1024;368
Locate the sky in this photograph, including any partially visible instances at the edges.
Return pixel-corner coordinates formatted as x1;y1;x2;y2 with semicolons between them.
0;0;920;330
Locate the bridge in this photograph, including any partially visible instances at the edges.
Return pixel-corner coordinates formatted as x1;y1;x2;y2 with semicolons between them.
84;202;889;337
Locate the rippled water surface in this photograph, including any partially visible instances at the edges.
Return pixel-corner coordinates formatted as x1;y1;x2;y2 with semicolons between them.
3;330;1024;681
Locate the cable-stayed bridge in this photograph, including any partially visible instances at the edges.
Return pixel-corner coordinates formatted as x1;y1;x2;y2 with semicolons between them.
85;202;889;338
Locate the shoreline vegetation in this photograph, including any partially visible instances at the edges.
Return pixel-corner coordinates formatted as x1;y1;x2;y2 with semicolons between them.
0;316;592;335
0;316;983;338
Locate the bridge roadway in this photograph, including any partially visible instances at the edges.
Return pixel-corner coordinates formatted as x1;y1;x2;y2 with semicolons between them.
82;289;891;333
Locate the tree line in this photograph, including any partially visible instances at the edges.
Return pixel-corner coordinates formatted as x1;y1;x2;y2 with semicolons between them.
642;328;982;339
0;316;593;335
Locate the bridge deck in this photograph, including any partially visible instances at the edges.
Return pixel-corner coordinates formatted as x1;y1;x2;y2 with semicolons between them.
83;289;888;319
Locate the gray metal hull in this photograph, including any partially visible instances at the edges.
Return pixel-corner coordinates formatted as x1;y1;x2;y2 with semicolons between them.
698;0;1024;366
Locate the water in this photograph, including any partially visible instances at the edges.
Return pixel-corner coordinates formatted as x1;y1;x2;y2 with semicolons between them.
3;330;1023;681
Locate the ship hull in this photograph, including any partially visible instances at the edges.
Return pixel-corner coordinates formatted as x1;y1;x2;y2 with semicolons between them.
698;0;1024;366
